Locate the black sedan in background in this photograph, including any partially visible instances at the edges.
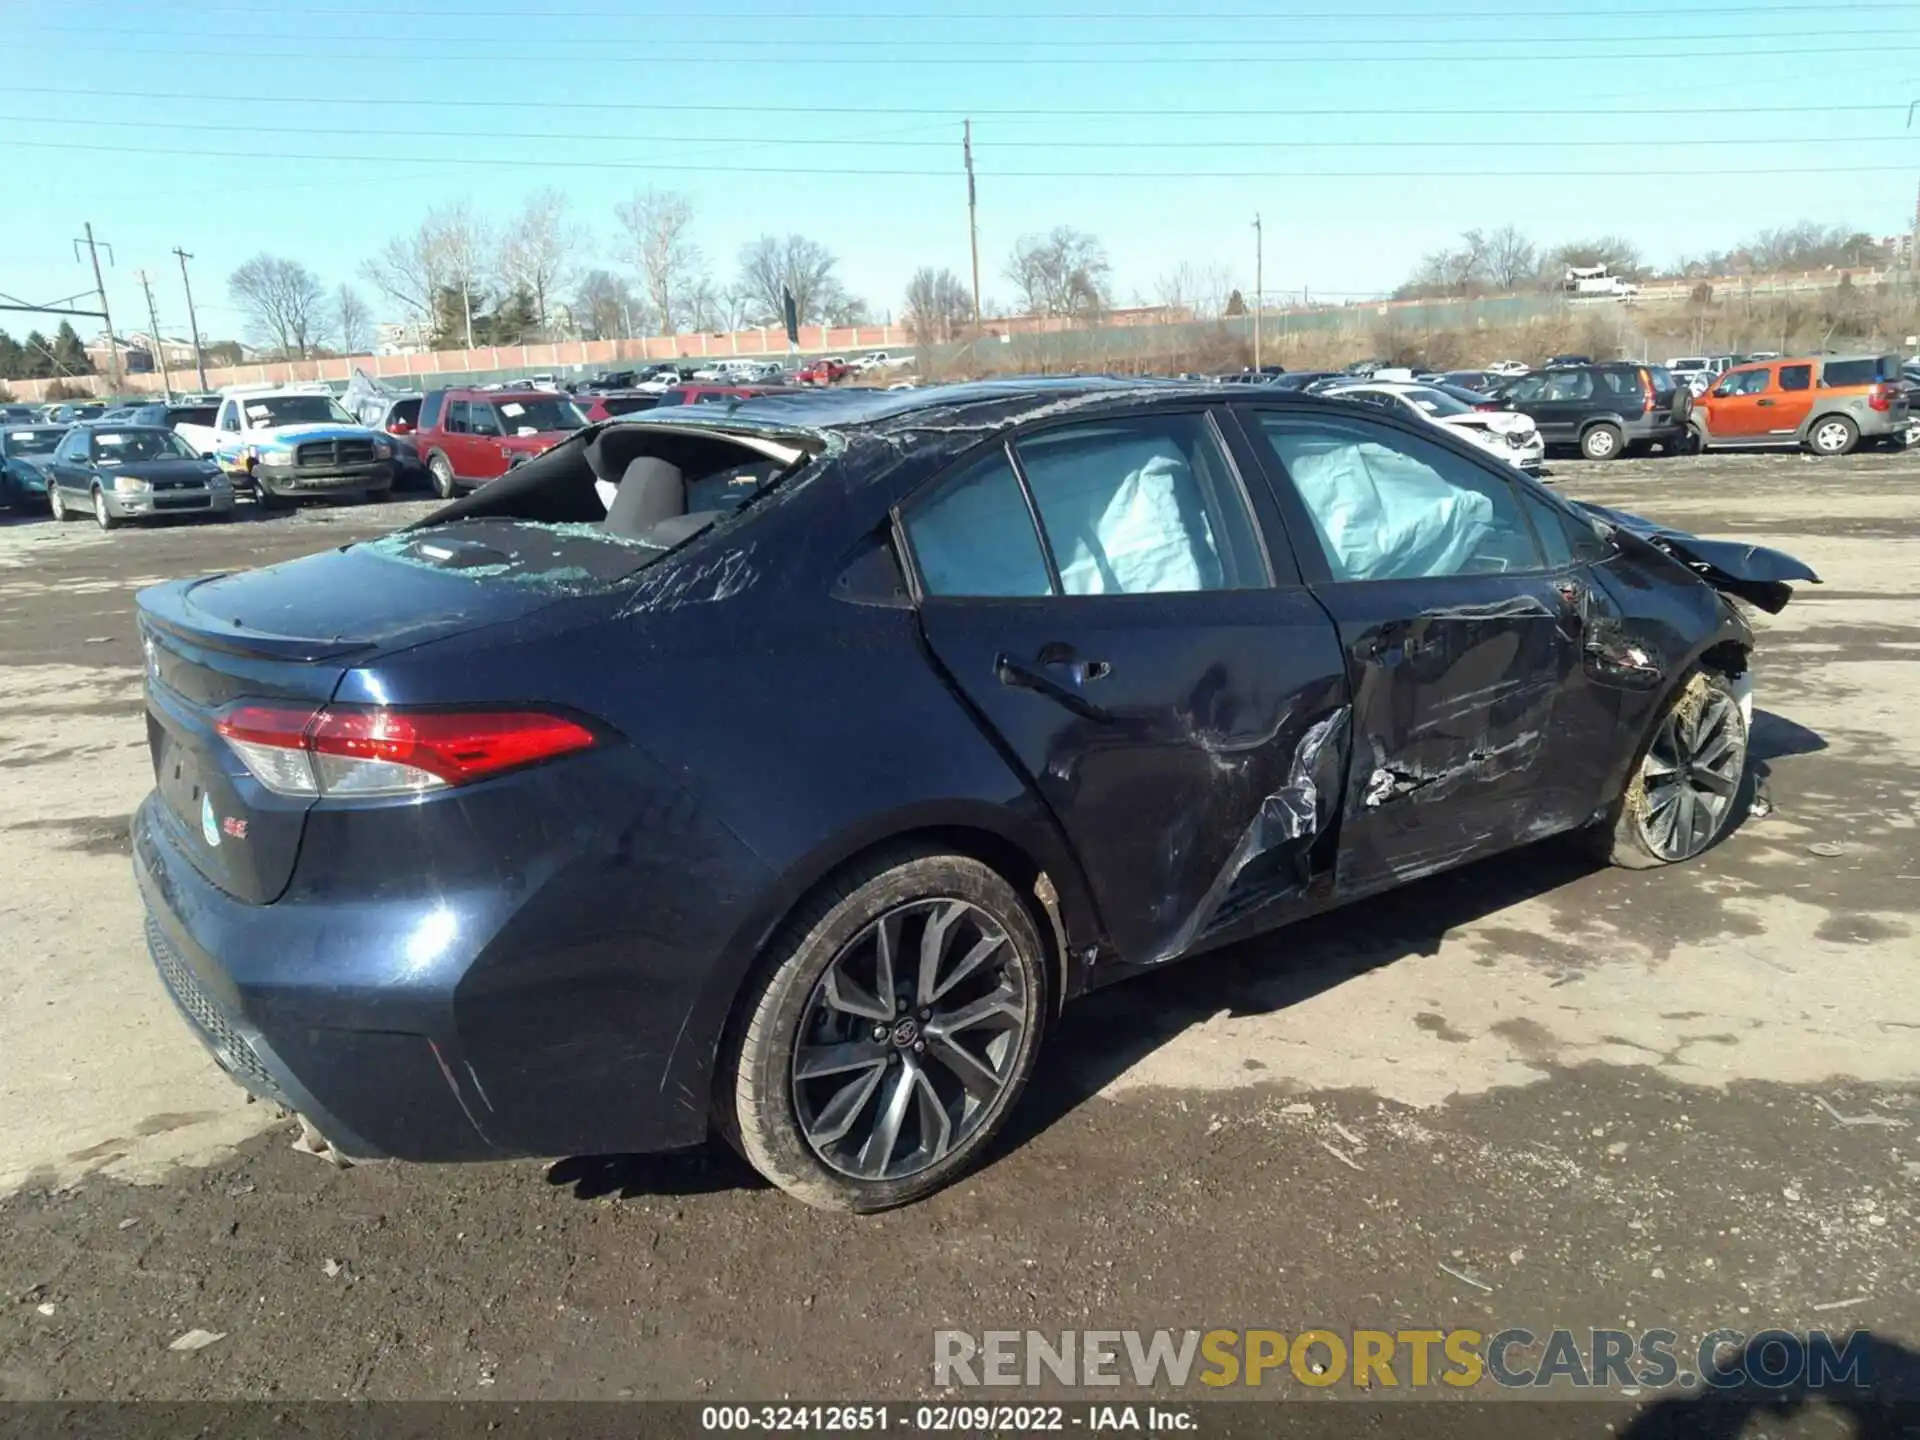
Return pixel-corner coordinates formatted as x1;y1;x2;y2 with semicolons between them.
132;381;1815;1210
47;425;235;528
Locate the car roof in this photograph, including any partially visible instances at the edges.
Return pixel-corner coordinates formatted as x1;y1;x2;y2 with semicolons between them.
444;387;567;399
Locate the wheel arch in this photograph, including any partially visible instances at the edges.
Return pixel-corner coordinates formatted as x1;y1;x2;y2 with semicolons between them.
665;802;1107;1131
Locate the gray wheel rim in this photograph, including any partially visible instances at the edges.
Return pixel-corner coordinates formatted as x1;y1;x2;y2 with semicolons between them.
1636;691;1745;861
49;488;62;519
432;458;453;496
1587;429;1617;457
1813;421;1850;453
94;491;108;526
793;898;1028;1182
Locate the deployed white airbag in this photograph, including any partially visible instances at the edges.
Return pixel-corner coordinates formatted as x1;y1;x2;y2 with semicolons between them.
1267;434;1496;581
1021;440;1221;595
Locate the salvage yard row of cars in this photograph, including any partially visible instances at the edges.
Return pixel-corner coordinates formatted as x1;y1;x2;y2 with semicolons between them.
122;376;1828;1211
1;347;1909;532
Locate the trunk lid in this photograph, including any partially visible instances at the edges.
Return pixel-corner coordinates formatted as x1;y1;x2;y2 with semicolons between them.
137;520;634;902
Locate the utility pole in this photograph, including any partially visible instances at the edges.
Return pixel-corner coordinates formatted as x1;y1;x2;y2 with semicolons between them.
74;222;121;392
172;247;209;391
964;119;982;332
135;270;173;398
1252;213;1263;372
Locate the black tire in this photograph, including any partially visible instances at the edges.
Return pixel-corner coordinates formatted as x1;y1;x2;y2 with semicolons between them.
719;848;1049;1212
1684;421;1708;455
1589;669;1748;870
91;487;118;531
1805;414;1858;458
428;453;457;500
1580;423;1625;461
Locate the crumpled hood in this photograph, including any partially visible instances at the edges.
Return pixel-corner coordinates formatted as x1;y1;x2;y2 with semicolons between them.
1577;502;1821;613
249;422;378;445
1441;410;1535;437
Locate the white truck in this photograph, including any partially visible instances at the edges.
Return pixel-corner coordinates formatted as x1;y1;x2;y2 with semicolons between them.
850;350;914;373
175;384;396;506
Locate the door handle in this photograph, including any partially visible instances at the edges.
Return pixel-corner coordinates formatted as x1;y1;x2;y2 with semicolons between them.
995;650;1114;723
1756;399;1775;408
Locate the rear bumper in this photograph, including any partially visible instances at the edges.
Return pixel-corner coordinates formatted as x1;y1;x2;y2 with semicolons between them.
1620;413;1685;443
130;746;757;1162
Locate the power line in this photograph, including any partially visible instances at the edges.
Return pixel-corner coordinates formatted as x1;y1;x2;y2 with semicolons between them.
42;41;1920;64
106;0;1905;17
0;85;1897;118
13;24;1889;47
3;113;1913;149
6;137;1915;179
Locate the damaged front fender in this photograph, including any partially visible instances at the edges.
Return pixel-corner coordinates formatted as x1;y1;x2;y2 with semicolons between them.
1575;503;1820;614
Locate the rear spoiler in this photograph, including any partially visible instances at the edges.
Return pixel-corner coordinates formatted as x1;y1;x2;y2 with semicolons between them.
1575;502;1820;614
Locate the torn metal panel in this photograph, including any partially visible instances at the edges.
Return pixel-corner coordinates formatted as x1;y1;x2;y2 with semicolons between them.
1143;705;1350;964
1574;502;1820;613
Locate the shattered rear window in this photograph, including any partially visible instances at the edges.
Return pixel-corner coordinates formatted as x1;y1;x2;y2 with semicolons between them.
358;518;670;588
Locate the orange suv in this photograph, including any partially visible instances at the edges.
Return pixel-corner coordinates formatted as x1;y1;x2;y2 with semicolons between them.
1691;353;1908;456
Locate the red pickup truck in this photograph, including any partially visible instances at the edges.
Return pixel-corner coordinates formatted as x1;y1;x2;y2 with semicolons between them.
796;357;848;385
414;388;585;497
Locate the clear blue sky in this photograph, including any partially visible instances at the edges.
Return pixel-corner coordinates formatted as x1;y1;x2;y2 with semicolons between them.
3;0;1918;344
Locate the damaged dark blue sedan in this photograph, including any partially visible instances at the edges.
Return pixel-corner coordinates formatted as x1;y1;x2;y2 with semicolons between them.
132;380;1817;1210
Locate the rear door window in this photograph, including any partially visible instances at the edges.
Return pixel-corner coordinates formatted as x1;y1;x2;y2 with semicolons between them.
1011;414;1269;595
1542;370;1595;401
901;446;1053;598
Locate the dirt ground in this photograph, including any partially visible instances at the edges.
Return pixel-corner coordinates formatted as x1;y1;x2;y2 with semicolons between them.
0;452;1915;1431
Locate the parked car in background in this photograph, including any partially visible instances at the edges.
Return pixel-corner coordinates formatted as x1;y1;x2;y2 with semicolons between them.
1487;360;1530;378
1690;354;1908;457
0;404;40;426
574;390;665;423
1432;370;1503;394
48;402;106;424
176;387;394;505
96;400;221;432
44;425;233;528
651;383;800;407
1423;383;1506;411
1264;371;1341;391
1491;363;1690;460
413;388;586;498
1;425;66;506
850;350;913;372
1545;354;1595;368
797;356;850;385
129;378;1816;1211
365;394;428;490
1322;380;1545;472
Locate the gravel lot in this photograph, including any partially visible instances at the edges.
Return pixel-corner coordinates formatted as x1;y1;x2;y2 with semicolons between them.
0;454;1915;1430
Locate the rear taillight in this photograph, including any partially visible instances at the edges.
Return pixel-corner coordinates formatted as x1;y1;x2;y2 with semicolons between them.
1640;368;1659;412
1475;402;1499;411
1869;383;1896;412
216;704;598;798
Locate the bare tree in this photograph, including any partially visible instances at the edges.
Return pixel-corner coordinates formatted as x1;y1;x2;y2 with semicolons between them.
1484;225;1537;293
335;285;372;355
431;201;491;350
614;188;700;334
496;189;585;336
1004;226;1111;317
361;205;489;348
359;219;446;328
575;268;645;340
736;234;850;327
904;267;972;346
228;254;326;358
1544;235;1644;280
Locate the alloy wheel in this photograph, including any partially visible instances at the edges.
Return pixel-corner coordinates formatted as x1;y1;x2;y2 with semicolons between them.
1635;690;1745;861
792;898;1029;1182
94;490;110;528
